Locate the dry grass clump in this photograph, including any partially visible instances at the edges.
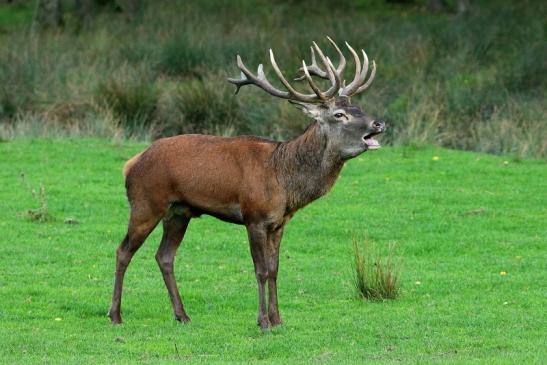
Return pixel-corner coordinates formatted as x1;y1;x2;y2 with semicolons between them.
20;173;50;223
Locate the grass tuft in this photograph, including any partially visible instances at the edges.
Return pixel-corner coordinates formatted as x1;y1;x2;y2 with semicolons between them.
353;238;401;301
20;173;50;222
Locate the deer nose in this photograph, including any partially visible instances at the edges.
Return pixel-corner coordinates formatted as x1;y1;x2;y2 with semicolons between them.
372;120;385;132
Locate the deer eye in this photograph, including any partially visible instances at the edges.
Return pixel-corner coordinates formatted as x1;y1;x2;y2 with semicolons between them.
334;112;346;119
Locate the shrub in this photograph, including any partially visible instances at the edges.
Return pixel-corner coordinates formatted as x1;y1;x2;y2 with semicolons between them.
157;34;207;77
95;65;159;137
353;238;400;301
156;75;243;136
0;92;18;120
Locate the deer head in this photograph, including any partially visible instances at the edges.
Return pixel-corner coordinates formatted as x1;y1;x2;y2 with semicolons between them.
228;37;385;160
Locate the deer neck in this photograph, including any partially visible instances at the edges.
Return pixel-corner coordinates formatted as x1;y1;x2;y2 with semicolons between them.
271;122;344;212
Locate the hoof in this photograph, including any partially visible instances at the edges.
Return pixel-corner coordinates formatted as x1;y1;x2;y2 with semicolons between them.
175;314;191;323
259;323;271;332
268;313;283;327
108;311;122;325
257;318;271;331
268;312;283;326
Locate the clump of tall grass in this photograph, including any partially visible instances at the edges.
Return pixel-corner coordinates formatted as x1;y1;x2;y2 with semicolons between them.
353;239;400;301
20;173;50;223
473;99;546;158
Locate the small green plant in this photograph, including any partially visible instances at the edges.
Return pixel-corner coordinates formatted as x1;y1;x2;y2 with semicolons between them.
353;238;400;301
20;173;49;222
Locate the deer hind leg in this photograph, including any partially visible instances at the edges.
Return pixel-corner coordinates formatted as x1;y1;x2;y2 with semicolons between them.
246;223;271;330
108;204;163;324
267;226;284;327
155;207;191;322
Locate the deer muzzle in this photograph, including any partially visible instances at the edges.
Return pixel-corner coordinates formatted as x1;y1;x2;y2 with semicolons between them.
363;120;385;150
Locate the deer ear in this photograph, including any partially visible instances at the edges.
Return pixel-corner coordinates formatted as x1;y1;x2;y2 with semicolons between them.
288;101;327;120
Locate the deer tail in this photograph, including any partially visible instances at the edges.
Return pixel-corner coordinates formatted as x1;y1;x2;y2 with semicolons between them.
123;152;143;179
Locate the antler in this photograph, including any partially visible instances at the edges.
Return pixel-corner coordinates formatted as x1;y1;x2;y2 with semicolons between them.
294;36;346;81
228;37;374;102
296;38;376;98
340;45;376;96
228;41;344;104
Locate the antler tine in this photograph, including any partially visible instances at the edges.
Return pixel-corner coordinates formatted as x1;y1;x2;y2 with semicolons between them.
301;61;326;101
339;42;363;96
325;57;341;96
361;49;370;81
296;37;346;82
228;71;252;95
353;59;376;94
312;41;336;84
228;55;290;99
270;49;332;102
326;36;346;75
312;44;342;99
270;48;310;101
341;47;376;97
294;47;328;81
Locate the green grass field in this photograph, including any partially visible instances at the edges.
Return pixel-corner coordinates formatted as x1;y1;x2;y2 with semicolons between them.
0;139;545;364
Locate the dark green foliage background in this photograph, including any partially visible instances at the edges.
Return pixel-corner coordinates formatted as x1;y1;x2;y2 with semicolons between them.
0;0;545;157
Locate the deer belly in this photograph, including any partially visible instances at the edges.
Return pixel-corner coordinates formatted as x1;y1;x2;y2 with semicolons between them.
191;203;244;224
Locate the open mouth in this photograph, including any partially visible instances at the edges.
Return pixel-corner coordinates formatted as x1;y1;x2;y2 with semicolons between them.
363;133;381;150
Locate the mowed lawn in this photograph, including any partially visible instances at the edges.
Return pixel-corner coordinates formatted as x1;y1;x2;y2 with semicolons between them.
0;139;545;364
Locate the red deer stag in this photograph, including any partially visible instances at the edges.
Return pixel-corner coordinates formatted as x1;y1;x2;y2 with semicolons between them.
108;37;385;330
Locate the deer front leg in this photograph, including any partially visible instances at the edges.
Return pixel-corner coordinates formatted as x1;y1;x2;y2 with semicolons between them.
267;226;284;326
246;223;270;330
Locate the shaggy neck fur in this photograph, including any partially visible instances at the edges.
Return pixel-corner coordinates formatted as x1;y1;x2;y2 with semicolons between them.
271;122;344;212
